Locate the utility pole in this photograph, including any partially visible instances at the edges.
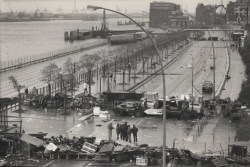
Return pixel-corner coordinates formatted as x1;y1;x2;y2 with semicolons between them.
247;6;249;25
191;55;194;112
102;9;106;30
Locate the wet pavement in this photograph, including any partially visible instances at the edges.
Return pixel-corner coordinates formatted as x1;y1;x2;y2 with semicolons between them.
3;30;246;167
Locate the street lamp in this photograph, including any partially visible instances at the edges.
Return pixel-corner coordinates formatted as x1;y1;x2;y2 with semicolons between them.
87;5;168;166
184;29;216;100
206;30;216;100
188;54;194;112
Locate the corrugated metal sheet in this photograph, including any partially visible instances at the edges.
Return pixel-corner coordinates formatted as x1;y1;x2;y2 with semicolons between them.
81;142;97;153
99;142;114;153
113;145;125;152
20;134;45;147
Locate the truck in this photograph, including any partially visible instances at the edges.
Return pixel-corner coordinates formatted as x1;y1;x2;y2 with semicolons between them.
134;32;147;41
202;81;213;94
229;102;247;120
144;95;203;119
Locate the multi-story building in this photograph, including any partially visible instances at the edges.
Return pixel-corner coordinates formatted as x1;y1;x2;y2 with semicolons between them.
196;3;216;26
227;0;250;23
227;1;237;22
149;2;182;27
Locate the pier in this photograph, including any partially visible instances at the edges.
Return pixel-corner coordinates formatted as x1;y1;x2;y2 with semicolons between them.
64;29;147;41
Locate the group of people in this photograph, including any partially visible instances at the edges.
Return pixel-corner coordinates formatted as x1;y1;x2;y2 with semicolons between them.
108;122;138;144
24;87;38;95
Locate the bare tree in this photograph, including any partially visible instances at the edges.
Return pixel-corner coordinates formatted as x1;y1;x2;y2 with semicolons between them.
79;54;101;95
62;57;78;96
41;63;61;97
8;76;25;111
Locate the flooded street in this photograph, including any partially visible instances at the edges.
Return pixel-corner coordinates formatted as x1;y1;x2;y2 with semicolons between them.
8;105;237;156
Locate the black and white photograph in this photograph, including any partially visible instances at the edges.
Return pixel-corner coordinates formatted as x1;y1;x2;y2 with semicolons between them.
0;0;250;166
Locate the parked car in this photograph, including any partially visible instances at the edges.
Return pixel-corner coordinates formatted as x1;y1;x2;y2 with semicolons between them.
225;74;231;80
113;101;144;117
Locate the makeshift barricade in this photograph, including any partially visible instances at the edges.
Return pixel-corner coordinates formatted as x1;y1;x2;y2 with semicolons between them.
81;142;98;153
136;156;148;166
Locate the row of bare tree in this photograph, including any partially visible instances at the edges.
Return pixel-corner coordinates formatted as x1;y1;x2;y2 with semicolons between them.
8;31;189;111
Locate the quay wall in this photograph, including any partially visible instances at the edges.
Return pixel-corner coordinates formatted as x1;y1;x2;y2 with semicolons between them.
0;40;108;73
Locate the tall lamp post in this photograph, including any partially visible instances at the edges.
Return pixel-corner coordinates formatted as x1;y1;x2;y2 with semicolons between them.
206;30;216;100
188;54;194;111
87;5;168;166
185;29;216;100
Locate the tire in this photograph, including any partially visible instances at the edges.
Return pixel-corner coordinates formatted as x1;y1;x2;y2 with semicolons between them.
180;112;190;120
135;110;143;117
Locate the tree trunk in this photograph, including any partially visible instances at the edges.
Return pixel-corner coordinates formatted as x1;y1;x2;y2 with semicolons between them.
88;70;91;95
64;87;66;113
48;83;51;97
18;91;22;111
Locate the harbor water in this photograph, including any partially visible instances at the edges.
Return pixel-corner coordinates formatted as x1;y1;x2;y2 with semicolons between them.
0;18;148;61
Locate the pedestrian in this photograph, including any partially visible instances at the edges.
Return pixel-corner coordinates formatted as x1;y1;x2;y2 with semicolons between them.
127;125;132;143
124;122;128;141
120;122;127;141
83;82;88;95
113;75;117;85
132;125;138;144
31;87;36;95
108;122;114;141
120;123;125;140
116;124;121;140
25;87;29;94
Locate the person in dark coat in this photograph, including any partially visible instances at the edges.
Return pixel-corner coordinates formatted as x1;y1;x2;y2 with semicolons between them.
108;122;114;141
127;125;133;143
123;122;128;141
116;124;121;140
132;125;138;144
120;122;128;141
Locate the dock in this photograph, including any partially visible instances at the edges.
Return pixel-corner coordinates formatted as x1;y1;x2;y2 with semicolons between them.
64;29;148;41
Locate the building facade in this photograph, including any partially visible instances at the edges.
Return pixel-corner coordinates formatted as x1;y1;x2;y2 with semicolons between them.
227;0;250;23
196;3;216;26
149;2;181;27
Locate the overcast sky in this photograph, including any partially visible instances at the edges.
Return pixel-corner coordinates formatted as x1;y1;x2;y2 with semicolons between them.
1;0;233;14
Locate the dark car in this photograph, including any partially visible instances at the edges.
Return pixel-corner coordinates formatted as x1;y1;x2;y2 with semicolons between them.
113;102;144;117
225;74;231;80
202;81;213;94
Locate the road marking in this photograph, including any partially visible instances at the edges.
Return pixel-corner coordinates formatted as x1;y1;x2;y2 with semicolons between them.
88;131;98;137
137;119;143;125
43;160;54;167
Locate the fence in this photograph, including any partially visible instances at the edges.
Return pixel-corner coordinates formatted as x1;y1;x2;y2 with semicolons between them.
37;48;143;96
0;40;108;73
0;101;22;132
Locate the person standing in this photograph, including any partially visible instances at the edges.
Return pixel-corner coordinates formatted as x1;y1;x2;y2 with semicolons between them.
83;82;88;95
124;122;128;141
132;125;138;144
108;122;114;141
25;87;29;95
127;125;132;143
116;124;121;140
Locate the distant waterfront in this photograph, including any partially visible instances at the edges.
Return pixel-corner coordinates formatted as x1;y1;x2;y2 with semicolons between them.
0;18;149;61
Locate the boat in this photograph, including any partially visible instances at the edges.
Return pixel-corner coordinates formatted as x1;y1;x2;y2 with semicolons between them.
117;20;134;26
